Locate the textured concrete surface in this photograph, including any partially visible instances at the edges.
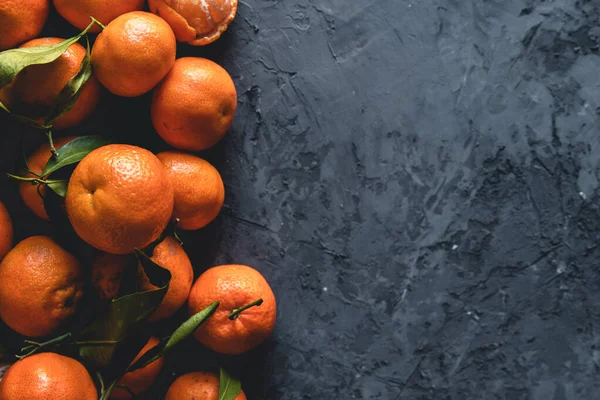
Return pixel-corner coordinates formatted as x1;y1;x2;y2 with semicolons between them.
2;0;600;399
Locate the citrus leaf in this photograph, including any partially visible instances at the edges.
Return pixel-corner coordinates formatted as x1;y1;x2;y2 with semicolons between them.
44;37;93;125
0;20;96;89
46;180;68;197
77;249;171;368
218;367;242;400
42;136;112;176
127;302;219;373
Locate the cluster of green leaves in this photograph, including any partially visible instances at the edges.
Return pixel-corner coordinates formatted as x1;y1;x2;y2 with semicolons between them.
0;19;242;400
0;20;97;130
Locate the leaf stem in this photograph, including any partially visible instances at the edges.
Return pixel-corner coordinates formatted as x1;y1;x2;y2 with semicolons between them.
228;298;264;320
90;17;106;30
18;332;72;359
46;130;57;157
6;173;63;186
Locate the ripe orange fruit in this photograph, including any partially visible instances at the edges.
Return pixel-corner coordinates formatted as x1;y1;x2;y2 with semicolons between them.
92;11;176;97
0;0;49;51
151;57;237;151
165;371;247;400
0;201;13;261
6;38;101;130
53;0;145;33
148;0;238;46
20;136;76;221
188;265;276;355
138;236;193;321
111;336;164;400
0;353;97;399
91;252;131;300
157;151;224;230
65;144;174;255
0;236;83;337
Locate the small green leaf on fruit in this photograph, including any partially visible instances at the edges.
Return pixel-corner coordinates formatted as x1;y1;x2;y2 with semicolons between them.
127;302;219;372
42;136;113;176
219;367;242;400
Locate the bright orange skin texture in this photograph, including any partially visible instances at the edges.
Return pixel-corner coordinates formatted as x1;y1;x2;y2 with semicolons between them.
157;151;225;230
65;144;174;255
188;265;277;355
92;11;177;97
138;236;194;321
0;0;49;51
8;38;101;130
0;353;97;400
151;57;237;151
165;371;247;400
20;136;76;221
53;0;145;33
91;252;131;300
111;337;164;400
148;0;237;46
0;236;83;338
0;201;13;262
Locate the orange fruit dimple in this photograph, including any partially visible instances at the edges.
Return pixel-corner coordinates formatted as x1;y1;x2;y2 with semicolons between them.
165;371;247;400
0;0;49;51
151;57;237;151
4;38;100;130
110;337;165;400
0;353;97;399
148;0;238;46
188;265;277;355
53;0;145;33
157;151;225;230
91;252;131;300
20;136;77;221
92;11;177;97
138;236;194;321
0;201;13;262
65;144;174;255
0;236;83;338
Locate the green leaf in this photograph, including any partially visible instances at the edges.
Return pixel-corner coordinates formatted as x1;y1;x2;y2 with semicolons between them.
219;367;242;400
76;249;171;368
0;20;96;90
44;37;93;125
42;136;113;176
127;302;219;373
46;180;68;197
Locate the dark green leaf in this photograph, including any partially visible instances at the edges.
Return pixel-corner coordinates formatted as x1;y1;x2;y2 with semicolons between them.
42;136;113;176
219;367;242;400
44;37;93;125
76;249;171;368
0;20;96;89
46;180;68;197
127;302;219;372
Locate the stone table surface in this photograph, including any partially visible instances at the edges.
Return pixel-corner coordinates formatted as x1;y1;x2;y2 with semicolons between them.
2;1;600;399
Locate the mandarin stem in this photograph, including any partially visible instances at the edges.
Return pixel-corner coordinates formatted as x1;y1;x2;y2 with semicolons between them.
228;298;264;320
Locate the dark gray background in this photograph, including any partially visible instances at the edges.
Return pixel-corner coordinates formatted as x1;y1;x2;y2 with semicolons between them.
2;0;600;399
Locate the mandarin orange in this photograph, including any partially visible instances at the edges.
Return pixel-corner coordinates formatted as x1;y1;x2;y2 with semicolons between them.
0;0;49;51
0;353;97;399
91;11;176;97
151;57;237;151
157;151;225;230
165;371;247;400
138;236;194;321
148;0;238;46
65;144;174;254
188;265;276;354
0;236;83;337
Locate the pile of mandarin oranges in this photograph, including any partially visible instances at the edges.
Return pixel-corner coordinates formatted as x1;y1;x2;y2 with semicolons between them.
0;0;275;399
